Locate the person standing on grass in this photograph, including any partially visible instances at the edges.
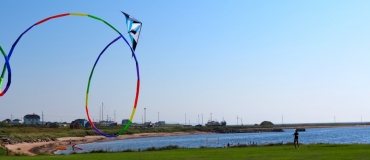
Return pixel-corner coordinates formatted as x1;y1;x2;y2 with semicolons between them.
293;129;299;148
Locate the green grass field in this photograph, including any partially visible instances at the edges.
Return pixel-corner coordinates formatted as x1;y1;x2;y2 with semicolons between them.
1;144;370;160
0;147;6;156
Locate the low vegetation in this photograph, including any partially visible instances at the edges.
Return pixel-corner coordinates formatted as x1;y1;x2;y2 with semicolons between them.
0;124;278;142
260;121;274;126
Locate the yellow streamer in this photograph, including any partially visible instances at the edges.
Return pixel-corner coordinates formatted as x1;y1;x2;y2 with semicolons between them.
129;108;136;121
70;13;88;17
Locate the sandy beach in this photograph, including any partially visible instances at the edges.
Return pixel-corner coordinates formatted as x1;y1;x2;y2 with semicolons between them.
5;131;209;156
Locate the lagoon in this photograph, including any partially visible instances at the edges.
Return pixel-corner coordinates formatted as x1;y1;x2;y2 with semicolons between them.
55;126;370;154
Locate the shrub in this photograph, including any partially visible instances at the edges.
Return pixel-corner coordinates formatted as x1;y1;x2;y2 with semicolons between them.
260;121;274;126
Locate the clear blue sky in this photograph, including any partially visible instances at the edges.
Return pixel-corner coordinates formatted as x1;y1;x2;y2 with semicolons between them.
1;1;370;125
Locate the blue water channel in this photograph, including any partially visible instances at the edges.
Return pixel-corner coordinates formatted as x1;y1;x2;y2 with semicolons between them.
55;126;370;154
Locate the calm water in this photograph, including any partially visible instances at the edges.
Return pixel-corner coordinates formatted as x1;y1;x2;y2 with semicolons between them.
55;126;370;154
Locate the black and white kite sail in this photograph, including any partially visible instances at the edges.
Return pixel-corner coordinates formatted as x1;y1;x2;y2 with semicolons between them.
122;11;142;53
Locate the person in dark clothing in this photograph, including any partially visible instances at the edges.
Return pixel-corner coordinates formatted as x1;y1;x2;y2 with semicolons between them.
293;129;299;148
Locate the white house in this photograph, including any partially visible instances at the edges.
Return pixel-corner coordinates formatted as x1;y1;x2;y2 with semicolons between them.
23;113;41;125
11;119;22;124
99;120;111;126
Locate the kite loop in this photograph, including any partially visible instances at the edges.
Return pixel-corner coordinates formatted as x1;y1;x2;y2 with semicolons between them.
0;12;141;138
0;45;11;97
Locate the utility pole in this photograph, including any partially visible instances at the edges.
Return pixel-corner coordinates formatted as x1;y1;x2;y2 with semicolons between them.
144;108;146;123
237;115;238;126
99;106;101;122
142;115;143;124
241;118;243;126
158;112;159;122
114;110;116;122
102;103;104;122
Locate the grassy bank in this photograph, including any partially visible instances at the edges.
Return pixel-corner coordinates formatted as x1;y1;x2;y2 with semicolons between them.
0;125;280;141
0;125;200;141
1;123;369;141
1;144;370;159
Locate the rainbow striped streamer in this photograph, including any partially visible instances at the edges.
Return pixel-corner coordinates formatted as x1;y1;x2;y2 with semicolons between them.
0;12;141;138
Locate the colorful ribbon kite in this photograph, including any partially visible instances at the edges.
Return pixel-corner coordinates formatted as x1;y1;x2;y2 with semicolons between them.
0;12;141;138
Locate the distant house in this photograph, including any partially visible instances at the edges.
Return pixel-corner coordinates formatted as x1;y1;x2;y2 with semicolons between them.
59;122;68;127
99;121;111;126
2;119;12;124
45;122;52;127
109;122;118;127
70;119;90;129
205;120;221;126
85;122;91;128
23;113;41;125
143;121;154;128
75;119;88;127
70;121;80;129
155;121;165;126
12;119;22;124
122;119;129;125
